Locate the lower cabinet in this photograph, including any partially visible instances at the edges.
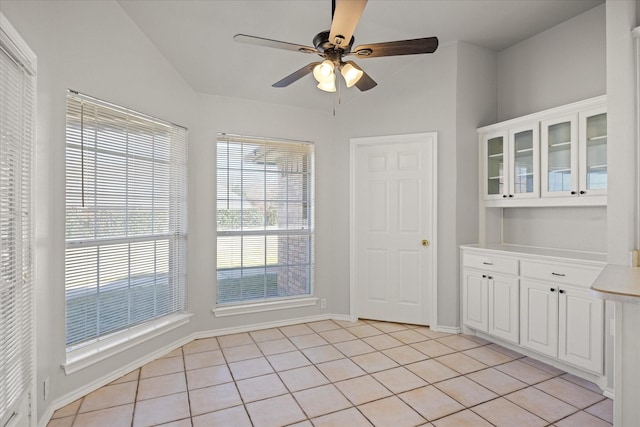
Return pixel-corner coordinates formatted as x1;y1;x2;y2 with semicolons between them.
461;246;605;377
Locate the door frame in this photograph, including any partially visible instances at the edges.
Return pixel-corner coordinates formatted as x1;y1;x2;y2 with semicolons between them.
349;132;438;328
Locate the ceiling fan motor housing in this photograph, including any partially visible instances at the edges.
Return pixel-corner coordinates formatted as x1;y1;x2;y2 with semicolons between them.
313;30;354;55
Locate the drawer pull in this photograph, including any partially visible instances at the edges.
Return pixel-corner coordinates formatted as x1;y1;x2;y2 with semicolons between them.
482;262;493;266
550;288;556;292
482;275;487;278
551;272;566;277
559;289;566;294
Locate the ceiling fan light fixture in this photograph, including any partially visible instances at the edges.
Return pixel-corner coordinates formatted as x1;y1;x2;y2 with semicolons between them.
313;59;335;83
316;73;337;92
340;62;364;87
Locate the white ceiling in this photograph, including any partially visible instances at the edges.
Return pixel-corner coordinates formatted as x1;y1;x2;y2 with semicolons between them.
117;0;603;111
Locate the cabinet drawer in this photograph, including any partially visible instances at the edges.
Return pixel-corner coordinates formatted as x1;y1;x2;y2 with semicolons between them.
463;253;519;275
520;260;602;287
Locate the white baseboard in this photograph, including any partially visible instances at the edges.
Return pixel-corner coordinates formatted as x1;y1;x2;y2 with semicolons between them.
38;312;353;427
432;324;461;334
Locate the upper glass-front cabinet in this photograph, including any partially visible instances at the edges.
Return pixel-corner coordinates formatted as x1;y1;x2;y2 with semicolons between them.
579;107;607;196
541;114;578;198
484;131;508;200
509;124;539;199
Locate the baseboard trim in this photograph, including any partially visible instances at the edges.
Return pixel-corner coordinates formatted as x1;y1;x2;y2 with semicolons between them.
432;325;461;334
38;312;356;427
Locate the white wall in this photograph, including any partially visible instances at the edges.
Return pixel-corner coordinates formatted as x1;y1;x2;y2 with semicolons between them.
497;4;606;121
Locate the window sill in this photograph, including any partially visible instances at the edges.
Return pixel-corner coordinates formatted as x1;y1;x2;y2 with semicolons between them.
63;312;193;375
213;297;319;317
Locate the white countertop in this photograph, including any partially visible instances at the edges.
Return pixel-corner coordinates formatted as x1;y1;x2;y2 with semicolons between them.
460;243;608;264
591;264;640;303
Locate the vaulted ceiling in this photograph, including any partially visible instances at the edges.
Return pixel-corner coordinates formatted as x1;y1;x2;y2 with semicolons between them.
118;0;603;110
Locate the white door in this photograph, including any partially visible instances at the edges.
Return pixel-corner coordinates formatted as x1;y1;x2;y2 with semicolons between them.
351;133;436;325
520;279;558;358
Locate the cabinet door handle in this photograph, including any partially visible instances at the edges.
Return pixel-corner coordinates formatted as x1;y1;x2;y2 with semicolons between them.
580;190;586;195
508;194;514;198
482;275;487;278
488;276;493;280
550;288;556;292
571;191;577;195
503;195;507;198
482;262;493;265
559;289;566;294
551;272;566;277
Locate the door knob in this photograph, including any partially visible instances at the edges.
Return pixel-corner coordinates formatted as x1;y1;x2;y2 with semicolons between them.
421;239;430;247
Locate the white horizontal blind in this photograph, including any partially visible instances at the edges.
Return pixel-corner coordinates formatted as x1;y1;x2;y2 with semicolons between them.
65;92;187;349
0;30;34;427
217;134;314;305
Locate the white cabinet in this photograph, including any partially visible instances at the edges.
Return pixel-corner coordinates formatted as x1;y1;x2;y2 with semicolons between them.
462;252;519;344
520;260;604;374
461;245;605;377
480;96;606;207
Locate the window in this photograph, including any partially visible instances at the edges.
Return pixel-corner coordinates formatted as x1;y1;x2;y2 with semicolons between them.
65;92;187;350
216;134;314;305
0;14;35;427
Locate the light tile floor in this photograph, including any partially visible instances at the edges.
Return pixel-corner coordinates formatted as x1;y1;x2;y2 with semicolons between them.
47;319;613;427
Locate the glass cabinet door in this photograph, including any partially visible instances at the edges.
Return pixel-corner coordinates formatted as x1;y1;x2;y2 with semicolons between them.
579;108;607;195
485;134;507;199
509;125;539;199
541;115;577;197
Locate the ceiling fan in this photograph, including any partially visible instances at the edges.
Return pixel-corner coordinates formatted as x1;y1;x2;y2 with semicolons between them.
234;0;439;93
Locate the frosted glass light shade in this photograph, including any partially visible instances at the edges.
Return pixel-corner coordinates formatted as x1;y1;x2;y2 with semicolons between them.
313;60;335;83
317;73;336;92
340;63;363;87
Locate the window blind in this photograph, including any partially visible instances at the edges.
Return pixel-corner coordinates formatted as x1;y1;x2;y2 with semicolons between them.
65;92;187;349
216;134;314;305
0;24;35;427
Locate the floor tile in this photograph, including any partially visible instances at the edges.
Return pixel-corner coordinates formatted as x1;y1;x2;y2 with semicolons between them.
554;410;613;427
535;377;605;409
217;332;253;348
413;326;451;339
436;335;482;351
384;345;429;365
435;352;488;374
406;359;460;383
74;404;134;427
184;349;225;370
293;384;352;418
584;398;613;423
363;334;404;350
464;334;492;345
228;357;273;380
236;373;288;402
466;367;528;395
319;328;358;343
505;386;578;423
160;348;183;359
494;359;555;385
182;337;219;355
267;350;311;371
432;409;493;427
462;346;514;366
334;319;368;328
290;333;329;349
46;416;73;427
245;394;307;427
302;344;344;363
486;343;526;359
351;351;399;373
372;366;428;394
156;419;192;427
256;338;297;355
390;329;430;344
140;356;185;379
250;328;286;343
358;396;426;427
471;397;547;427
411;340;457;357
434;376;498;407
109;369;140;385
78;381;137;413
311;407;373;427
335;375;393;405
370;321;409;333
560;373;603;394
520;356;566;375
289;421;313;427
399;385;465;421
192;405;251;427
278;365;330;392
186;364;233;390
51;398;82;419
222;343;262;362
280;324;314;337
347;324;385;338
189;382;242;416
133;393;190;427
333;339;376;357
317;358;366;382
137;372;187;401
307;320;341;332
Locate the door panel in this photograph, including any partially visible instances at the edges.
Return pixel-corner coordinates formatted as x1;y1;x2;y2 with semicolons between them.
489;275;519;344
521;280;558;357
463;270;488;332
355;134;435;325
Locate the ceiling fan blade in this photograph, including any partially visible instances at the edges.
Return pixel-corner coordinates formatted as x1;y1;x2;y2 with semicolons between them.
234;34;318;54
346;62;377;91
352;37;439;58
272;62;321;88
329;0;367;49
